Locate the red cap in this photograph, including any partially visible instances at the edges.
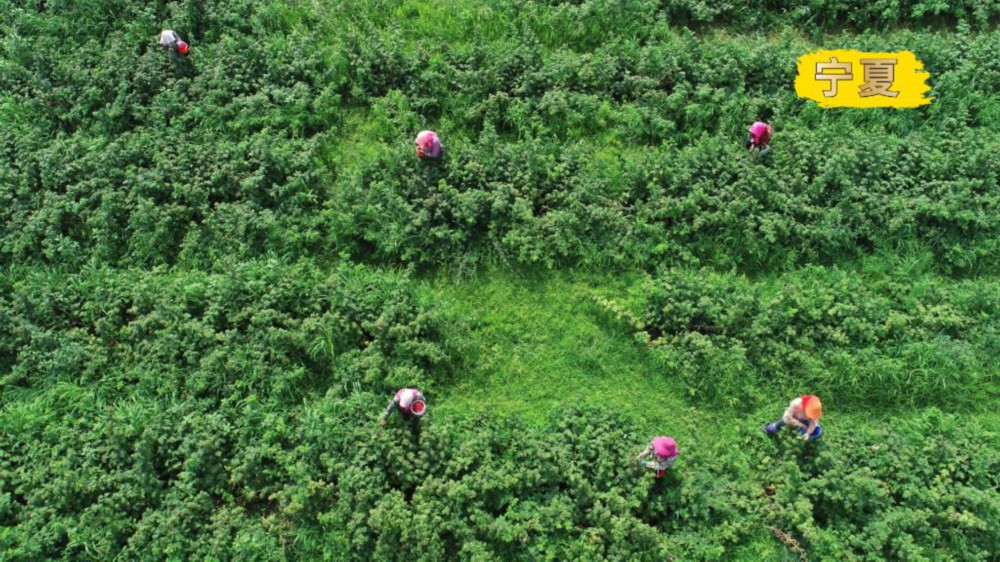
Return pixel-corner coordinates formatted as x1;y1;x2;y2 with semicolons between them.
178;42;189;54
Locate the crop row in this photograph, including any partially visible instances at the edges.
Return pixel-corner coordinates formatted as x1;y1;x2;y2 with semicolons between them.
595;263;1000;408
4;2;1000;272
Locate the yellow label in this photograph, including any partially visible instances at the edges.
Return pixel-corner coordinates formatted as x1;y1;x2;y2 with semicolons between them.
795;50;932;108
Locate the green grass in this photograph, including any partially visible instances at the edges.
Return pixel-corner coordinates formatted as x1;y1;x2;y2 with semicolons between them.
418;270;692;429
418;267;1000;452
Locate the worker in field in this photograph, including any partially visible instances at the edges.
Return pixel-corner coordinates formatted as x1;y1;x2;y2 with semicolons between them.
743;121;772;156
159;29;189;57
636;436;679;477
380;387;427;425
763;394;822;440
415;130;442;160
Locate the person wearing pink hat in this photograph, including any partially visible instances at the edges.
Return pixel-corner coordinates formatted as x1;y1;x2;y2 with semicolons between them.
743;121;772;156
636;436;679;477
415;130;442;160
380;388;427;425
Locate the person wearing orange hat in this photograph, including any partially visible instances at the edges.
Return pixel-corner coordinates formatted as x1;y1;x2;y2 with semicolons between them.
636;436;679;477
379;388;427;425
159;29;189;57
763;395;822;440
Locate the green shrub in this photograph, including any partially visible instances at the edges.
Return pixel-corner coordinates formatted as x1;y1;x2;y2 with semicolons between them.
615;265;1000;408
767;410;1000;561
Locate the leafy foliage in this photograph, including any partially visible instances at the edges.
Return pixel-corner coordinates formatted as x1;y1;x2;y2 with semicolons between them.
2;0;998;560
4;1;1000;272
343;128;1000;272
766;410;1000;561
0;260;448;559
1;260;448;403
598;263;1000;408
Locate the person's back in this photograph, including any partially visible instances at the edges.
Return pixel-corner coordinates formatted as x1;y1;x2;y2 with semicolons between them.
159;29;179;48
159;29;188;55
637;436;679;476
764;395;822;439
380;388;427;424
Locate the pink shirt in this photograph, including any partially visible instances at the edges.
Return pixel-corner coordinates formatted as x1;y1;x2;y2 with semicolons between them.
395;388;421;413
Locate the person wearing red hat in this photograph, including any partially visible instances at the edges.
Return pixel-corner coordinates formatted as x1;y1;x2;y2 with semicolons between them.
636;436;679;477
159;29;189;57
380;388;427;425
764;395;823;440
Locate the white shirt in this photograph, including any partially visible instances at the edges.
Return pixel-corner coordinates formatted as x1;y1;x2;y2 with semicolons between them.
159;29;180;48
783;397;809;425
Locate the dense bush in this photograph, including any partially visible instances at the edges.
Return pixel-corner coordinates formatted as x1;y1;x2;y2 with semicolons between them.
595;263;1000;408
767;410;1000;561
655;0;1000;30
0;260;449;559
3;0;998;559
6;387;996;560
5;0;1000;272
341;128;1000;273
0;0;343;269
324;408;764;560
1;260;448;403
339;134;632;270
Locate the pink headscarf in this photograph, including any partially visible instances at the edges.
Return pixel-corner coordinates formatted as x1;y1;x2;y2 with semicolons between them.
748;122;772;147
652;437;678;458
415;130;442;159
395;388;425;414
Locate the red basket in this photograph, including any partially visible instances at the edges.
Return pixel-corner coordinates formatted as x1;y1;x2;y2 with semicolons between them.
410;399;426;416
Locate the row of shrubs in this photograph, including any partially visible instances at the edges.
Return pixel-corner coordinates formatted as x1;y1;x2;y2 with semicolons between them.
532;0;1000;32
4;0;1000;272
342;128;1000;273
0;260;447;558
3;261;998;559
595;262;1000;408
0;260;448;403
4;388;997;559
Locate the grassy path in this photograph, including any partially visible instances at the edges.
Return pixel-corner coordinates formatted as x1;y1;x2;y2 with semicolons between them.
417;268;1000;433
417;271;692;429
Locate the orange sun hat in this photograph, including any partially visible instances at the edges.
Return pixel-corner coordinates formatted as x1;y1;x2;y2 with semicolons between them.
801;395;823;420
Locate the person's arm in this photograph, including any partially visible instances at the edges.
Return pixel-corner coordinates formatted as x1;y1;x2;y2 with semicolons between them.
380;398;399;424
782;408;806;429
636;444;653;460
743;135;754;150
802;419;817;440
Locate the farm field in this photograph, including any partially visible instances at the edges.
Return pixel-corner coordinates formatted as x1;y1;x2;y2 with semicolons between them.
2;0;999;560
